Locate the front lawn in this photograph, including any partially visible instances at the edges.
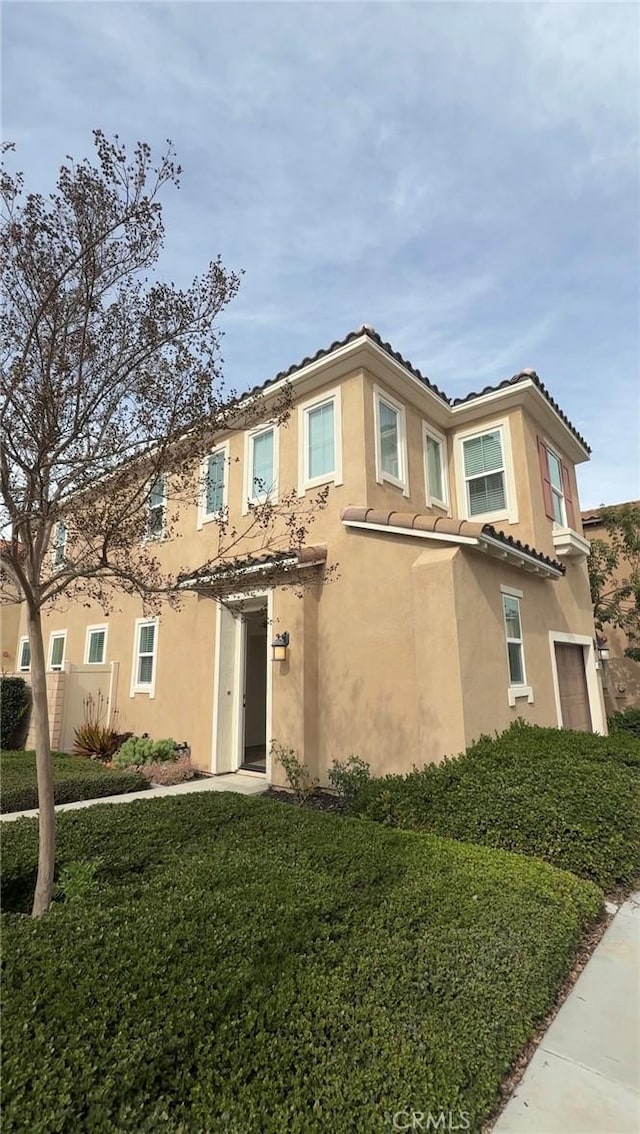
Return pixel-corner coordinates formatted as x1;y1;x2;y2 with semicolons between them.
349;723;640;892
2;792;601;1132
0;750;147;813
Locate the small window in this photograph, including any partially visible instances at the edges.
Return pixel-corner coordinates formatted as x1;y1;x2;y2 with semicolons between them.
53;522;67;566
134;621;157;690
147;477;165;538
49;632;66;672
463;429;506;517
374;387;408;494
204;450;226;517
503;595;525;686
18;637;31;672
86;627;107;665
423;426;448;508
537;438;574;528
250;428;275;501
307;400;335;480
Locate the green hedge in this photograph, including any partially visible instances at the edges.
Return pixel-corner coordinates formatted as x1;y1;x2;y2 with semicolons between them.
0;677;30;749
1;792;601;1133
0;750;147;814
608;706;640;739
349;723;640;892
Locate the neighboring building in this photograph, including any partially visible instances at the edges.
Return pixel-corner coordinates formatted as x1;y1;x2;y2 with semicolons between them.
3;325;605;783
582;502;640;712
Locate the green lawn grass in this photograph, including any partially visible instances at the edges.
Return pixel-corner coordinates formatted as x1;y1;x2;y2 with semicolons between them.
0;749;147;813
2;792;602;1133
349;723;640;892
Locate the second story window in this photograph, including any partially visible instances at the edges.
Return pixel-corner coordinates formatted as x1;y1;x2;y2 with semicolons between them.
250;427;275;502
538;438;575;529
463;429;506;517
147;477;165;538
53;522;67;567
300;391;342;490
423;425;448;509
374;386;409;495
205;451;226;516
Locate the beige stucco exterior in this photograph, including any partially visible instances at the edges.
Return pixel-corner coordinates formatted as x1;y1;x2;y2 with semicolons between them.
1;330;606;782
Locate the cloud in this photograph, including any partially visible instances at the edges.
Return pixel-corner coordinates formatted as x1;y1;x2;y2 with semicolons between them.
3;0;638;504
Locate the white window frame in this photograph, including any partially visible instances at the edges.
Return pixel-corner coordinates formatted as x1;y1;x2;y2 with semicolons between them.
84;624;108;665
146;476;166;540
130;618;159;698
373;384;409;497
52;521;67;568
544;441;567;528
500;586;533;705
454;417;518;524
422;422;449;511
197;442;230;529
18;636;31;672
48;631;67;673
243;424;279;514
298;388;343;492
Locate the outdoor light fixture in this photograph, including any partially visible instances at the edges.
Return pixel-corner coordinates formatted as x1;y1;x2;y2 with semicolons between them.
271;631;289;662
596;636;610;662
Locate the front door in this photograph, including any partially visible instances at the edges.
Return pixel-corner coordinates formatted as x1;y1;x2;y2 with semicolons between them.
554;643;592;731
241;607;268;772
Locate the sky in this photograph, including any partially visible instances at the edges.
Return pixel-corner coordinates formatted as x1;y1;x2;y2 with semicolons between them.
2;1;639;508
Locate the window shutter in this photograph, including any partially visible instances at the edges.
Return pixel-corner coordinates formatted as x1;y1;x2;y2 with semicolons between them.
561;462;575;529
537;437;554;520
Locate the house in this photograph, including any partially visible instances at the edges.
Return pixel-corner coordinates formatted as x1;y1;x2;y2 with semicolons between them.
582;502;640;712
3;325;605;784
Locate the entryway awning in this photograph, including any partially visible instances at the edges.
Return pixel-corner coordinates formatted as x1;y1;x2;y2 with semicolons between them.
178;545;328;596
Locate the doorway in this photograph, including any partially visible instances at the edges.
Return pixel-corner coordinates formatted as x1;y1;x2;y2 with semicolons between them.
554;642;592;731
241;607;268;772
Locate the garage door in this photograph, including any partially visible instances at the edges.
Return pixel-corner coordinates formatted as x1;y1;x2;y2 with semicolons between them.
554;643;592;731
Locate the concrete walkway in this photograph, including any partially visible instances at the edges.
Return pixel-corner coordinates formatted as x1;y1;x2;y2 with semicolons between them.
493;892;640;1133
0;772;267;822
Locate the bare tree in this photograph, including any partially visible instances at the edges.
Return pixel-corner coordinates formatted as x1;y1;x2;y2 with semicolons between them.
0;133;328;916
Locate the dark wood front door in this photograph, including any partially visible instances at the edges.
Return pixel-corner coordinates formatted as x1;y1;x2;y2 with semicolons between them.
554;643;592;731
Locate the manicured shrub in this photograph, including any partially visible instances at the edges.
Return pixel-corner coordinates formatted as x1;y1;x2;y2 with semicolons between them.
112;735;178;767
1;792;602;1133
0;750;147;813
0;677;30;749
608;706;640;738
350;722;640;891
327;754;371;808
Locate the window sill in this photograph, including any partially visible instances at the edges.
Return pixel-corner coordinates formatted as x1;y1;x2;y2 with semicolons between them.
130;686;154;698
552;526;590;559
508;684;534;706
378;472;410;497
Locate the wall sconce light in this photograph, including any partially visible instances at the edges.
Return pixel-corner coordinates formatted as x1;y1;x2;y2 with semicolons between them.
596;635;610;662
271;631;289;662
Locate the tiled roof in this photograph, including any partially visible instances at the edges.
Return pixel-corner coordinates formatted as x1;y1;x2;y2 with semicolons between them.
581;501;639;526
341;507;565;575
244;326;588;452
451;369;591;453
179;545;327;589
244;324;448;402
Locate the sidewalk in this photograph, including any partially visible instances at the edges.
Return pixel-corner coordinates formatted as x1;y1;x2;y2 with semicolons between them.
0;772;267;823
493;892;640;1133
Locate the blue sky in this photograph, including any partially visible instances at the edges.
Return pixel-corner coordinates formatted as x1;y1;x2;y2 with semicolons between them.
3;1;638;507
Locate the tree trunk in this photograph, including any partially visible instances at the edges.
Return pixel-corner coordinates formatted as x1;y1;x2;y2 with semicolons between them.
28;606;56;917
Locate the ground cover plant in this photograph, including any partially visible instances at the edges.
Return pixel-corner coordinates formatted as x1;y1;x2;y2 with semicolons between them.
1;792;601;1133
349;722;640;892
0;750;147;813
